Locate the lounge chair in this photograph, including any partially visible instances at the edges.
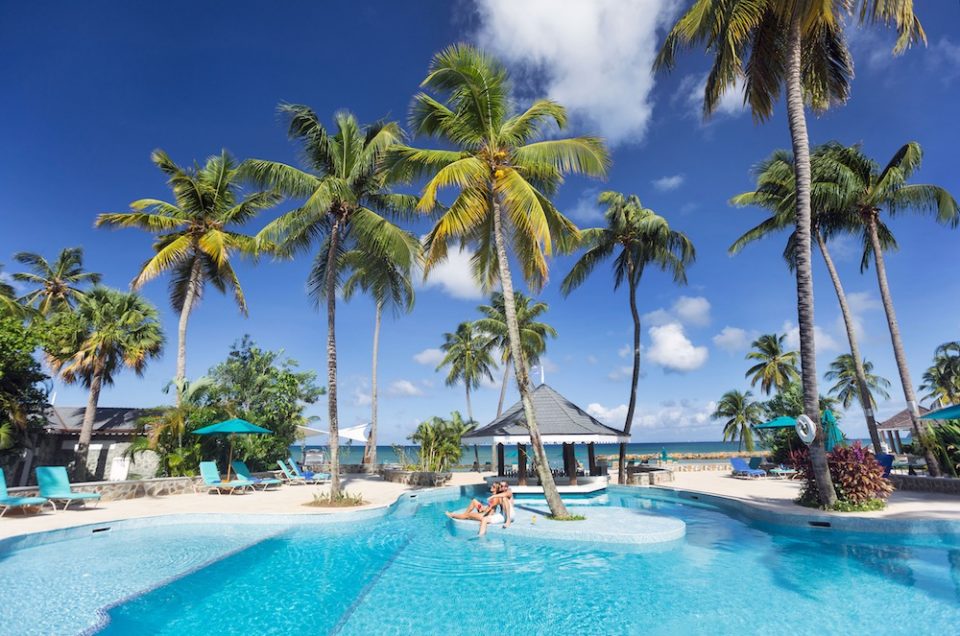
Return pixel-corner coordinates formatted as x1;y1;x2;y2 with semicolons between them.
0;468;54;517
35;466;102;510
231;461;281;490
748;457;763;470
730;457;766;478
276;460;306;484
198;461;252;494
286;458;330;483
876;453;895;479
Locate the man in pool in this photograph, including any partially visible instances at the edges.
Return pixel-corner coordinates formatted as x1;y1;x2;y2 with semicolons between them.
445;483;509;536
488;481;513;528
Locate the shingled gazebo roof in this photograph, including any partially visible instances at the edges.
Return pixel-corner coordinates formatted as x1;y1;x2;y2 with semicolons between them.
876;406;931;431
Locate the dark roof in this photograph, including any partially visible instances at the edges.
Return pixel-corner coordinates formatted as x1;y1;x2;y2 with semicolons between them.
463;384;626;439
45;406;153;436
876;406;930;431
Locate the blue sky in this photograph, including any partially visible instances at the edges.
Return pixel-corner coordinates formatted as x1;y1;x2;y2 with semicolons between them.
2;1;959;445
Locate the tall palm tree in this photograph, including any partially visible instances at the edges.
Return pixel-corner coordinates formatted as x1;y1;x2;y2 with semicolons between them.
814;142;958;475
713;390;764;452
825;354;891;413
245;107;415;497
746;334;799;396
437;322;496;424
97;150;277;403
389;45;609;518
333;235;419;471
730;145;896;450
561;191;694;484
44;287;164;479
0;265;22;317
921;342;960;406
474;292;557;417
656;0;926;506
13;247;100;314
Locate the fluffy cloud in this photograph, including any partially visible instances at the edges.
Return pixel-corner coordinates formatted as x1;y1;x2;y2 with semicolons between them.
844;291;882;340
413;348;445;366
473;0;679;146
647;322;709;372
388;380;424;397
587;402;629;424
930;38;960;82
782;321;841;353
642;308;674;327
679;73;748;119
631;399;717;430
644;296;711;327
607;365;634;381
352;387;372;407
712;326;755;354
419;245;485;300
567;188;602;222
652;175;684;192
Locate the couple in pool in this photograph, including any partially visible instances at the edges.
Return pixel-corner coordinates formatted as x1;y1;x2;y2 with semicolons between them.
445;481;514;537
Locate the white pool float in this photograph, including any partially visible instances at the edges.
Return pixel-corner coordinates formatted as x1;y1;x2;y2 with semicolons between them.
795;413;817;445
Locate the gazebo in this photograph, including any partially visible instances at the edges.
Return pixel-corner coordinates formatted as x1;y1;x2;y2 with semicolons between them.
876;406;930;453
462;383;629;492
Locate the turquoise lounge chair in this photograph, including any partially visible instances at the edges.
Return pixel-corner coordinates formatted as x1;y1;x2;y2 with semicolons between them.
198;461;252;494
35;466;102;510
1;468;54;517
231;461;281;490
286;458;330;483
276;460;305;484
748;457;763;470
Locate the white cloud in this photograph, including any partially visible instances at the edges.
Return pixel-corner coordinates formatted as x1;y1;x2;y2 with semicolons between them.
567;188;602;222
673;296;711;326
419;245;485;300
679;73;748;120
652;175;684;192
618;345;632;359
647;322;709;372
473;0;679;146
642;308;673;327
587;402;629;424
388;380;424;397
352;387;372;407
782;321;841;353
930;38;960;82
843;291;882;341
632;400;717;430
607;365;634;381
712;326;755;354
413;348;445;366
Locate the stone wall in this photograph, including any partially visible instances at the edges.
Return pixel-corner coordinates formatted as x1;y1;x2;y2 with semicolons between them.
380;469;451;487
890;475;960;495
8;476;199;502
628;470;675;486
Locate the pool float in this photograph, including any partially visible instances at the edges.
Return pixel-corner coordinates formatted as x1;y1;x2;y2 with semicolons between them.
795;413;817;445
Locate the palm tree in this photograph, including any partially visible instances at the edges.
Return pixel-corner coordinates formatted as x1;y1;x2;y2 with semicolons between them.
97;150;277;403
746;334;799;396
814;143;959;475
437;322;496;424
474;292;557;417
13;247;100;314
730;145;895;450
0;265;22;317
333;236;419;471
656;0;926;506
825;354;891;413
561;191;694;484
713;390;764;452
921;342;960;406
245;107;415;497
44;287;164;479
389;44;609;518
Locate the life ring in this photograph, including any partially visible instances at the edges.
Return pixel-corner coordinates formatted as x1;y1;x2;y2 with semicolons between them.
796;414;817;445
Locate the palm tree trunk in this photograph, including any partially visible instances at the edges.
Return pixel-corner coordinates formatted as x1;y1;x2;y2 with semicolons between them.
866;214;941;475
75;362;104;481
497;364;510;417
175;255;203;406
362;301;381;472
325;216;342;496
786;15;836;506
618;273;641;485
491;192;569;518
816;231;883;451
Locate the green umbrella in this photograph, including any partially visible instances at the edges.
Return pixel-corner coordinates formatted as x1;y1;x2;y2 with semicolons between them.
822;409;844;451
194;418;273;481
755;416;797;430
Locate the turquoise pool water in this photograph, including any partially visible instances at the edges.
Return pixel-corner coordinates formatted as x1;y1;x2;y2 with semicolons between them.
1;488;959;635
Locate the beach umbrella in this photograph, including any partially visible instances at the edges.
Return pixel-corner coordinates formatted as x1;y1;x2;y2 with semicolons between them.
194;418;273;481
822;409;845;451
920;403;960;420
755;416;797;430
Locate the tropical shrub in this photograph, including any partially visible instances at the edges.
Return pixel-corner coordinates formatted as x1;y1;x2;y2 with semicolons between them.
0;317;49;458
790;442;893;510
929;421;960;478
409;411;472;473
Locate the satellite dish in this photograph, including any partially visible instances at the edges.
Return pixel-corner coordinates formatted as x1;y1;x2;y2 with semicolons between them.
795;414;817;445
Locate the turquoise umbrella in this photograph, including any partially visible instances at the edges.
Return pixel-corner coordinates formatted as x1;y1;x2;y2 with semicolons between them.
822;409;845;451
921;403;960;420
194;418;273;480
755;416;797;430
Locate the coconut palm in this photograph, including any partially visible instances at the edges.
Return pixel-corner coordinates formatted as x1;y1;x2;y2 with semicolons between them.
746;334;799;396
656;0;926;506
389;44;609;517
12;247;100;315
44;287;164;479
713;390;764;452
97;150;277;403
330;234;419;471
921;342;960;406
825;354;890;412
245;107;415;496
0;265;22;317
475;292;557;417
730;145;896;450
560;191;694;484
437;322;496;424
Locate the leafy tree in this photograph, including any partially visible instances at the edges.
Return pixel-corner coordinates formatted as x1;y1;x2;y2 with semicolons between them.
656;0;927;506
43;288;164;479
825;354;890;411
437;321;496;424
246;107;414;497
0;317;49;458
475;292;557;417
745;334;799;395
561;191;694;483
97;150;278;402
409;411;473;472
13;247;100;315
713;390;763;452
389;44;609;518
921;342;960;406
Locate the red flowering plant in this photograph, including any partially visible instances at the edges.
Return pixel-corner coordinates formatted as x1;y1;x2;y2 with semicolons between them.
788;442;893;511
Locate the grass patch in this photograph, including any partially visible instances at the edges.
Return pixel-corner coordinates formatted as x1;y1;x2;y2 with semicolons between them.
304;491;367;508
546;514;586;521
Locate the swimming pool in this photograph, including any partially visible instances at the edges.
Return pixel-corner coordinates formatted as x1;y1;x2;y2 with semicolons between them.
2;486;959;635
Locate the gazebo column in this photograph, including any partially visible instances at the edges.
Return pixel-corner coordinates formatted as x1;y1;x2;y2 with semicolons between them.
588;442;597;476
517;443;527;486
894;430;904;453
496;443;505;477
884;431;895;453
564;443;577;486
